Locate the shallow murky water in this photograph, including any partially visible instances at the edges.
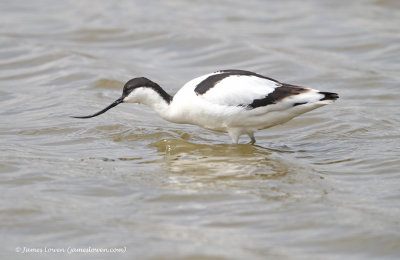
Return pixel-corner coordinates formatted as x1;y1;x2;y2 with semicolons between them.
1;0;400;259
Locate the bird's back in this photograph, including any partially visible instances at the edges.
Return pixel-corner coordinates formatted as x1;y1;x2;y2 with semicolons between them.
169;70;338;136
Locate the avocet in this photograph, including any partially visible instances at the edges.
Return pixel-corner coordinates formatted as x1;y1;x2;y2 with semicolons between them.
73;69;338;144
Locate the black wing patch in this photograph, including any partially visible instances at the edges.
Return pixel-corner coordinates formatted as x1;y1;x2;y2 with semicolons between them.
247;84;308;109
194;69;279;95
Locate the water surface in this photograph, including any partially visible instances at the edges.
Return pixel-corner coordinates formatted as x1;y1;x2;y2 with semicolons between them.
1;0;400;259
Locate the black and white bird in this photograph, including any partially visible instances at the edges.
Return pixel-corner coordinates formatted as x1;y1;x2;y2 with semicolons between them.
73;69;338;144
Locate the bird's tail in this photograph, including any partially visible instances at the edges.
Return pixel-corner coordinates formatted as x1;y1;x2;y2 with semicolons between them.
319;92;339;101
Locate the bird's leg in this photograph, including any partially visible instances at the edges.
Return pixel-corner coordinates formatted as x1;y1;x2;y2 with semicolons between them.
248;133;256;145
228;129;241;144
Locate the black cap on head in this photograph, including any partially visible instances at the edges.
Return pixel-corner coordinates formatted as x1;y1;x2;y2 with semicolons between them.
122;77;159;98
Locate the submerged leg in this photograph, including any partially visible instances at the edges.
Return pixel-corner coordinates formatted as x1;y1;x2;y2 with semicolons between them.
248;133;256;145
228;129;241;144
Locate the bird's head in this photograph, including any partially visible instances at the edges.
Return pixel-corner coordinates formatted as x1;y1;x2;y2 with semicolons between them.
121;77;161;103
72;77;160;119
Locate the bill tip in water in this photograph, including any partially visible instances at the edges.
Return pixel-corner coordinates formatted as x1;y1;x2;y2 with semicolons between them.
70;115;92;119
71;97;124;119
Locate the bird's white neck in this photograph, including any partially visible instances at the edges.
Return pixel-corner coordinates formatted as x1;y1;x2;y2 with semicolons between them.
124;86;173;120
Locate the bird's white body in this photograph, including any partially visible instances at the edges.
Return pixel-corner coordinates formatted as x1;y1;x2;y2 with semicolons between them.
121;70;338;144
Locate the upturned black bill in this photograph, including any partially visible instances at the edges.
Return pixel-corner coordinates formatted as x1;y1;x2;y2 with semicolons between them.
71;97;123;119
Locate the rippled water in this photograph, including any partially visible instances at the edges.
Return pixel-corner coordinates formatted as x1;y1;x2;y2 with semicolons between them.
1;0;400;259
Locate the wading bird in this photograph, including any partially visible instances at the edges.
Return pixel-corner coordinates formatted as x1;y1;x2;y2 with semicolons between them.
73;70;338;144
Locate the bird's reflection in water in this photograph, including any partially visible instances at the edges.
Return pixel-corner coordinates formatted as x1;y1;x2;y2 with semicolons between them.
112;136;326;201
148;138;312;190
